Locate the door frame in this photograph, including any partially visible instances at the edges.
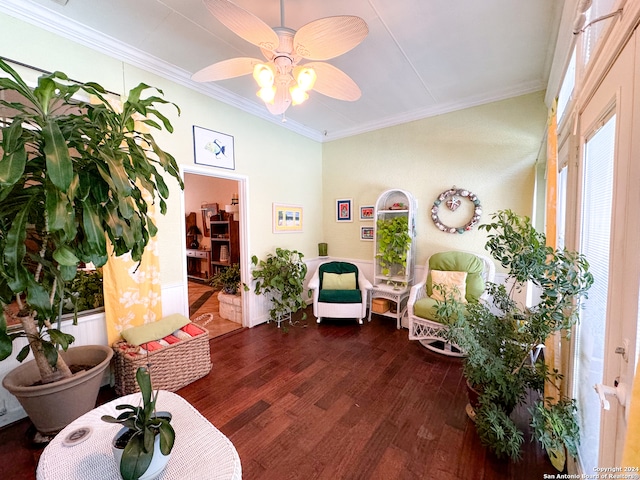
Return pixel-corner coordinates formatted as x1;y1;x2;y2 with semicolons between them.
570;29;638;470
179;164;251;327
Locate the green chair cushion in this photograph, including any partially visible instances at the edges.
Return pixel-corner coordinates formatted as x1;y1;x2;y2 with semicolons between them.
319;289;362;304
413;297;441;322
414;297;468;323
319;262;360;290
121;313;191;346
426;251;485;303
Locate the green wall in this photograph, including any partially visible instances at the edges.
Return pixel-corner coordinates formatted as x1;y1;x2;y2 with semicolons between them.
322;92;547;267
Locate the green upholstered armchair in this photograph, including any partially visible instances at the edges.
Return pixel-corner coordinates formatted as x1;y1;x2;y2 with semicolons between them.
407;251;495;356
308;261;373;325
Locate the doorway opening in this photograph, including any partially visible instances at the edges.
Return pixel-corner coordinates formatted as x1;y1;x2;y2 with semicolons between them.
182;168;248;339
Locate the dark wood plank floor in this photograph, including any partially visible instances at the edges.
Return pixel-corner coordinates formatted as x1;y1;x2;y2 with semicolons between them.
0;307;555;479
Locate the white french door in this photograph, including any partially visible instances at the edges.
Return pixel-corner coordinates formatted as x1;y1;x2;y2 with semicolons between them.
572;29;640;471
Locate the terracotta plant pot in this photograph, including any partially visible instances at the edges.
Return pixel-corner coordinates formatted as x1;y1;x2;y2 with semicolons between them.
2;345;113;435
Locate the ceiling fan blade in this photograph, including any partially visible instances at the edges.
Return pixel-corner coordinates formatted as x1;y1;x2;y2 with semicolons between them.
203;0;279;51
265;83;291;115
294;16;368;61
191;57;262;82
305;62;361;101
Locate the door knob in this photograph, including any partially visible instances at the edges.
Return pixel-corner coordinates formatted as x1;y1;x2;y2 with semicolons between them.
594;382;628;421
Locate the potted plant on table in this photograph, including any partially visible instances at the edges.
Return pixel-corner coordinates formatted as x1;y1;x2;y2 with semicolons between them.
376;216;411;284
102;367;175;480
439;210;592;466
249;248;308;328
0;58;183;437
209;263;241;295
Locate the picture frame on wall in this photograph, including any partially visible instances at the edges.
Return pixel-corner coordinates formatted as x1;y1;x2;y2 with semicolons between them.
360;226;374;241
192;125;235;170
336;198;353;222
359;205;374;220
273;203;303;233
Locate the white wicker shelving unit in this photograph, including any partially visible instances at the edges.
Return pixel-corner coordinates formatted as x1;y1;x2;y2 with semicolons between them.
372;189;417;328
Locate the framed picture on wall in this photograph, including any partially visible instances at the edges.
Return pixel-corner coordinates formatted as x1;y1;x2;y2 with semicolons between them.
193;125;235;170
273;203;303;233
360;226;374;241
359;205;374;220
336;198;353;222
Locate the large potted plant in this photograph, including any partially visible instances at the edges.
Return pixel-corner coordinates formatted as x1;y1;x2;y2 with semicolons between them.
210;263;242;323
439;210;592;465
0;59;183;436
250;248;308;327
102;367;175;480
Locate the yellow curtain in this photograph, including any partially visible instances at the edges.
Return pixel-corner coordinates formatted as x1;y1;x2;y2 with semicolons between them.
544;99;561;402
622;362;640;466
94;95;164;345
102;191;163;345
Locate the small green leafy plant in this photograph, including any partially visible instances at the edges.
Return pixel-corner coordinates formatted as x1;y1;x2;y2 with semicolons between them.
376;216;411;278
61;269;104;315
101;367;175;480
209;263;241;295
250;248;308;327
530;397;579;471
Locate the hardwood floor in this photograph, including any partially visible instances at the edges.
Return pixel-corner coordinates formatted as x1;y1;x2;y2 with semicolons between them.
0;308;555;479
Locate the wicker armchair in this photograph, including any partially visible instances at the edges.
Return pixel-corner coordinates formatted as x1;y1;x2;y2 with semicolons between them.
308;261;372;325
407;251;495;356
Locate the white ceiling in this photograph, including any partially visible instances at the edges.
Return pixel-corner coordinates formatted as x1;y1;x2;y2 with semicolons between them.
0;0;565;141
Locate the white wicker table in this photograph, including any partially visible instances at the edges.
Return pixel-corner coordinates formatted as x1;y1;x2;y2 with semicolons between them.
371;284;410;329
36;390;242;480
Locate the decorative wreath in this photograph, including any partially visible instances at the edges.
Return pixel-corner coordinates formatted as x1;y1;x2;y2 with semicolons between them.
431;187;482;234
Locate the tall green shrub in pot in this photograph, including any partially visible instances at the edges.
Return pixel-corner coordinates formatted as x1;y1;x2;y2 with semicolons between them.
440;210;593;463
0;59;183;384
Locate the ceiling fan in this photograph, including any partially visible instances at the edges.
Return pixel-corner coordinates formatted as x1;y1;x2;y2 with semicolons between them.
192;0;369;115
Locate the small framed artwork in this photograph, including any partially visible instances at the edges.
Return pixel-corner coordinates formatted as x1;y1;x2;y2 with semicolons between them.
336;198;353;222
273;203;303;233
360;226;374;241
359;205;374;220
193;125;235;170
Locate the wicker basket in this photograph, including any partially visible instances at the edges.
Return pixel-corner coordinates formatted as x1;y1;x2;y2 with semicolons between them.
112;316;212;395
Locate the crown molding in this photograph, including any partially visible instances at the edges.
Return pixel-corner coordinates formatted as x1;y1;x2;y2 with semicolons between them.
326;80;546;141
0;0;323;142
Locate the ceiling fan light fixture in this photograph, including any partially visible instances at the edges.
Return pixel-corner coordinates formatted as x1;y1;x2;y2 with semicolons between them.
290;85;309;105
253;64;275;88
198;0;369;115
257;85;277;103
294;67;317;91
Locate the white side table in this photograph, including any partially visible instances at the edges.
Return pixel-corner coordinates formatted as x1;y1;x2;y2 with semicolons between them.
371;284;410;329
36;391;241;480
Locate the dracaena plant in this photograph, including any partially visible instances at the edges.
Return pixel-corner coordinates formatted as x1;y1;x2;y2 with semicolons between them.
0;58;183;384
101;367;175;480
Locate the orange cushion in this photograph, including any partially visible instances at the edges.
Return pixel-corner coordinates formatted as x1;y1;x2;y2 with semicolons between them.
140;341;163;351
162;334;181;345
181;323;205;337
